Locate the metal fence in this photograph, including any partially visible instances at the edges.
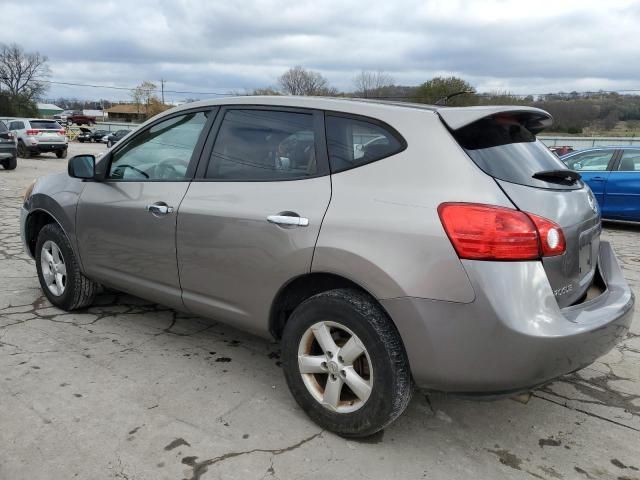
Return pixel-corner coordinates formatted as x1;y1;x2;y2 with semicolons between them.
539;136;640;149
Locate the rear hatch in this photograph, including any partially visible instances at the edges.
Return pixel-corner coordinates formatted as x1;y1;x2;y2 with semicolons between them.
28;120;66;143
440;107;601;308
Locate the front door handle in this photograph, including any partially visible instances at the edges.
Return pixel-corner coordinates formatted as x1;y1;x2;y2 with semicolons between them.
267;214;309;227
146;202;174;216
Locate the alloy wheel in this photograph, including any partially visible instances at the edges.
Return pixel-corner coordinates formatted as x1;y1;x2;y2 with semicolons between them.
297;321;373;413
40;240;67;296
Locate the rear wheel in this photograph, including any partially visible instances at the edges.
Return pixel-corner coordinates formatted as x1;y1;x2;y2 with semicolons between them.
107;140;113;148
56;149;67;159
281;289;413;437
35;223;98;310
17;141;30;159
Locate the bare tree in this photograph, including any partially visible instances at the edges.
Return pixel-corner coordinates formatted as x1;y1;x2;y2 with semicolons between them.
353;70;394;98
131;80;158;114
0;43;50;100
278;66;336;96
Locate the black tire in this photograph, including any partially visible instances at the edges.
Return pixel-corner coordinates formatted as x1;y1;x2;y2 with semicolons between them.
281;289;413;437
35;223;98;311
107;140;113;148
17;141;30;159
2;155;17;170
56;149;67;159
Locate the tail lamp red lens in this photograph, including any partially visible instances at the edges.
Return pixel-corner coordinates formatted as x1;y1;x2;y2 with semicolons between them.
438;203;565;261
26;129;39;135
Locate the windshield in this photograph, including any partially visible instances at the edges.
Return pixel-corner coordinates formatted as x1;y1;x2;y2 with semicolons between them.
452;115;581;190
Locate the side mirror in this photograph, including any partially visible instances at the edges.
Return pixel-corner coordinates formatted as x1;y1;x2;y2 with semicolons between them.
68;154;96;179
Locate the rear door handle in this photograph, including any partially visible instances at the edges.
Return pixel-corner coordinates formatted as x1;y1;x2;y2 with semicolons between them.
267;214;309;227
146;202;174;216
591;176;606;181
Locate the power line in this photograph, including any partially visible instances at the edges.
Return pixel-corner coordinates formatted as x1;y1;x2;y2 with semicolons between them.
22;76;640;100
34;78;235;96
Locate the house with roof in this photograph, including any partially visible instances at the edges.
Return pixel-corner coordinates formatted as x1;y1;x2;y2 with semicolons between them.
37;103;63;118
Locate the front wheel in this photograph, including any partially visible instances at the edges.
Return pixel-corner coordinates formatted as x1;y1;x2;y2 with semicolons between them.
281;289;413;437
35;223;98;310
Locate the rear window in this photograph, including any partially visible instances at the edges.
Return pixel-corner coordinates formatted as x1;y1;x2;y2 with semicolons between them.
453;115;579;190
30;120;62;130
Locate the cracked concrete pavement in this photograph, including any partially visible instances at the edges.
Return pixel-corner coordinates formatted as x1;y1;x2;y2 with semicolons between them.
1;143;639;480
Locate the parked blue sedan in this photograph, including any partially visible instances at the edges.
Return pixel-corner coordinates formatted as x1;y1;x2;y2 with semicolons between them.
561;147;640;221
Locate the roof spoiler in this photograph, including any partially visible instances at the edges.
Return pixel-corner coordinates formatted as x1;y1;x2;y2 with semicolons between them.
437;106;553;134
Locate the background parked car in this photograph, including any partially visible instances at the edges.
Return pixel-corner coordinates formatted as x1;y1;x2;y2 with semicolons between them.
7;119;68;159
561;146;640;221
0;120;17;169
106;129;130;147
90;129;110;143
549;145;574;156
77;127;93;143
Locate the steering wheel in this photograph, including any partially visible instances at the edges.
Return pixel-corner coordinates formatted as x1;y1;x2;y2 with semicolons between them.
112;164;149;178
155;158;190;180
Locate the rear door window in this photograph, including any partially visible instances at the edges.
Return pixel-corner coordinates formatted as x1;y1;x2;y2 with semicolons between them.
206;109;318;181
563;150;614;171
9;121;24;130
325;115;405;172
617;150;640;171
452;115;579;190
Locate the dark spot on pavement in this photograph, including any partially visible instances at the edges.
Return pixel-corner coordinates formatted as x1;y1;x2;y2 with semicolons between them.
227;340;241;346
539;437;562;448
208;351;216;355
73;393;82;398
223;422;229;427
18;361;27;365
574;466;594;479
147;404;158;409
182;456;198;466
268;351;280;359
60;383;69;387
242;434;249;439
216;357;231;363
164;438;191;451
156;462;165;468
275;361;282;367
612;459;627;469
31;366;40;369
128;426;142;435
487;449;523;471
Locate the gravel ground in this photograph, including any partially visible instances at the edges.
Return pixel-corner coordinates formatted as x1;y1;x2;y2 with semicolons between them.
1;143;639;480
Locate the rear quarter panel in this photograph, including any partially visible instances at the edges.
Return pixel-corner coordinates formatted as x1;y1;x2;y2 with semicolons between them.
313;109;514;302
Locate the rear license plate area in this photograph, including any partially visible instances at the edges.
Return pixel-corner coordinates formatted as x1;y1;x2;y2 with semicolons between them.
578;223;601;276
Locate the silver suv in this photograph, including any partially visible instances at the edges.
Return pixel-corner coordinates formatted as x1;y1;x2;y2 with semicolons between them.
20;97;634;437
7;118;68;158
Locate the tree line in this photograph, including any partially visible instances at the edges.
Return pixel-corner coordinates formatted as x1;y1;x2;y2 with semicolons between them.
3;42;640;134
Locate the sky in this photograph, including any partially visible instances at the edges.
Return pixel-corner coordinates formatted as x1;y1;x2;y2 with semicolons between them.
1;0;639;102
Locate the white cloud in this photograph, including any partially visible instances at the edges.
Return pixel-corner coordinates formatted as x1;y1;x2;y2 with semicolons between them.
1;0;638;100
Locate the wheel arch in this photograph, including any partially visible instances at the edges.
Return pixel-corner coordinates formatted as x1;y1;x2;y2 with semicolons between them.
24;209;74;260
269;271;392;340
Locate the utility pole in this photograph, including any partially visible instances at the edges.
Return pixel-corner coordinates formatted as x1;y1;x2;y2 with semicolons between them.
161;79;165;105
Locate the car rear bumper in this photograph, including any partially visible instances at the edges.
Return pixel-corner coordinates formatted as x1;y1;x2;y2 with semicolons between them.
382;240;634;393
26;143;67;152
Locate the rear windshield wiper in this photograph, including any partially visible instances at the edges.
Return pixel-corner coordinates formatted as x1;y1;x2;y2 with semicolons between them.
532;169;581;185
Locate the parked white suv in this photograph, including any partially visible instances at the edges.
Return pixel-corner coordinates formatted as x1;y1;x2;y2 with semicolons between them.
7;119;68;159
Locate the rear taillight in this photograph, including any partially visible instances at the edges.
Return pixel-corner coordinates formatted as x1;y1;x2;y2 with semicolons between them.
438;203;565;261
528;213;566;256
58;129;65;135
26;129;39;135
